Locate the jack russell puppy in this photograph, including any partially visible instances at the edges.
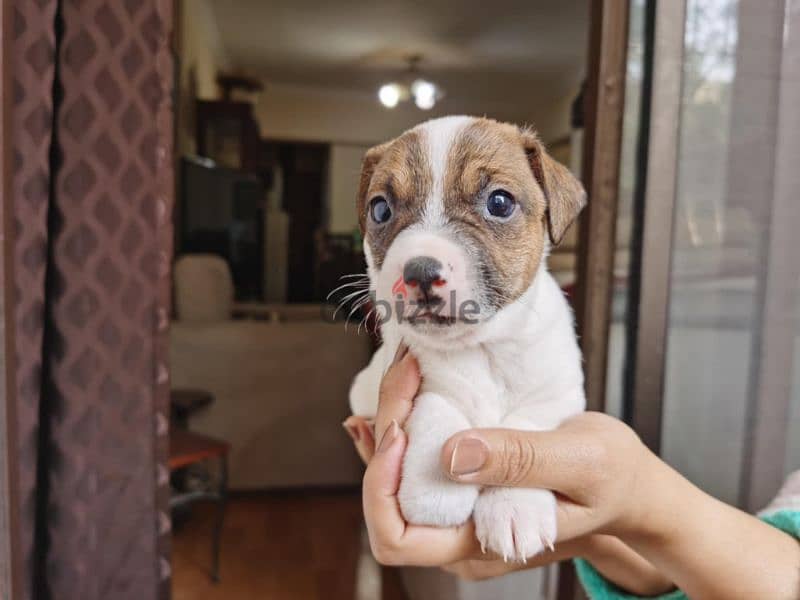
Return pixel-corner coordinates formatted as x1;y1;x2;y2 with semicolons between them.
348;115;586;562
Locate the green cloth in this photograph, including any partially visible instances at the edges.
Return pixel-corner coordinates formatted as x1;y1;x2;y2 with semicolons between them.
575;509;800;599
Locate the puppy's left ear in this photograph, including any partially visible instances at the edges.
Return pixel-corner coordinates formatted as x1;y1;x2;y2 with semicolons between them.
520;129;586;245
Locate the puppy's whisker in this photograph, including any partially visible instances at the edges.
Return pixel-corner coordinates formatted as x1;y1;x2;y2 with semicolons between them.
359;307;377;336
327;281;369;299
346;298;369;323
338;288;370;304
333;290;370;320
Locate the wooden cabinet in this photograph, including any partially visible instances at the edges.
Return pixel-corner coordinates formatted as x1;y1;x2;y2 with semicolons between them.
195;100;260;172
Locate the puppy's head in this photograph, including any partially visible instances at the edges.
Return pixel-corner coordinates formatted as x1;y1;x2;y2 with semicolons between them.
358;116;585;339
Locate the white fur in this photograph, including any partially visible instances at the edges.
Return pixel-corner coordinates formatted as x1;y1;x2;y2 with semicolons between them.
349;117;585;562
421;116;472;229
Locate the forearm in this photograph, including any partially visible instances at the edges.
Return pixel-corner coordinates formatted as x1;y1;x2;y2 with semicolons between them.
444;534;674;596
624;457;800;599
582;535;674;596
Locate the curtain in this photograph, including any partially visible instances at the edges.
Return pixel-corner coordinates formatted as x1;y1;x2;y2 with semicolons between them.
2;0;174;598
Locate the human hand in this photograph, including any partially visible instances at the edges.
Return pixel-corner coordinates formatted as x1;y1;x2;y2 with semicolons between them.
343;347;583;569
440;412;660;543
343;349;672;597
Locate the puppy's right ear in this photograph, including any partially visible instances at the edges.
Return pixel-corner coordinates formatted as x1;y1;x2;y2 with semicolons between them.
520;128;586;245
357;143;389;233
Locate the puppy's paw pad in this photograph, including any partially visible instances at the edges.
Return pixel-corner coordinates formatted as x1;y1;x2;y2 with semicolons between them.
473;488;557;563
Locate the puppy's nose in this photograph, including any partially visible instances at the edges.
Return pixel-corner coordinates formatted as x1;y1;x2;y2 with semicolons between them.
403;256;445;293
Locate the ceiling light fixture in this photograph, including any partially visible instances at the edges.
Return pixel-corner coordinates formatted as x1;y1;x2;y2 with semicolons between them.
378;83;401;108
377;56;443;110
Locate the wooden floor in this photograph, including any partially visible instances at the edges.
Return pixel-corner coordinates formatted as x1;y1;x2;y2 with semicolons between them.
172;490;375;600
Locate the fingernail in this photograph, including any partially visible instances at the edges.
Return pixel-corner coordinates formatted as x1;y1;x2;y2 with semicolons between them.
392;343;408;365
342;420;361;443
450;437;488;476
377;420;399;453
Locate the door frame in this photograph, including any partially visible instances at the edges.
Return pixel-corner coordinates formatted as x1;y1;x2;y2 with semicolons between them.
559;0;631;597
573;0;631;416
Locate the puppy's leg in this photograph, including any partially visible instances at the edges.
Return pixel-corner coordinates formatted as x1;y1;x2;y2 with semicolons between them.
349;343;391;417
398;392;479;527
473;410;564;562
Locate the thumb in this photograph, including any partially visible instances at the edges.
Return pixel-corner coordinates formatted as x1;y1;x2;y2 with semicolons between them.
440;427;592;498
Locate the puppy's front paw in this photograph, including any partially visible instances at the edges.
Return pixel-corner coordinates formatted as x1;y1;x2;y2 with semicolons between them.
398;476;478;527
473;487;557;562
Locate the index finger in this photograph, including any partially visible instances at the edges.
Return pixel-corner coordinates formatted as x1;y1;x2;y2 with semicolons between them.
374;344;419;446
362;423;479;566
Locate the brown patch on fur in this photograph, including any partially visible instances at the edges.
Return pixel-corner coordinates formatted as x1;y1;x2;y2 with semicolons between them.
443;118;586;308
443;119;548;306
355;117;585;310
357;130;432;269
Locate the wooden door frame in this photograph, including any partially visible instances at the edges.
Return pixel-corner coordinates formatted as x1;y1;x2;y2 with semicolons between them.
573;0;631;415
559;0;630;597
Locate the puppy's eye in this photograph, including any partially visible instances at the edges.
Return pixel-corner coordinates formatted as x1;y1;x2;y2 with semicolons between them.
370;196;392;224
486;190;516;219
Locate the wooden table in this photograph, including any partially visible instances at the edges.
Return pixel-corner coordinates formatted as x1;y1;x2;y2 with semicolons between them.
170;429;230;582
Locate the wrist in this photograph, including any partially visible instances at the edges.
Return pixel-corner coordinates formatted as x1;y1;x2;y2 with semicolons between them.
616;453;724;578
612;446;703;546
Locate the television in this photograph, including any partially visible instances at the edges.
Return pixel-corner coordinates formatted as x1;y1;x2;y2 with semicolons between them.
179;156;265;301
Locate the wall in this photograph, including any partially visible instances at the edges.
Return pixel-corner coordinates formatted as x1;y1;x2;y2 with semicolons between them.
328;143;371;234
177;0;231;154
254;81;574;147
255;82;576;234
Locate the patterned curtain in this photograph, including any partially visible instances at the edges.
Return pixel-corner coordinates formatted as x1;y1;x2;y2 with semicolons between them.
6;3;59;600
2;0;174;598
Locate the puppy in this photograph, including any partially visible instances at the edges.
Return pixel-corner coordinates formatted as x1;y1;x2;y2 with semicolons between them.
348;116;586;562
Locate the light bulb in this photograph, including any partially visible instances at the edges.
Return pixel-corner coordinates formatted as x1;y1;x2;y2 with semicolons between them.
412;79;437;110
378;83;401;108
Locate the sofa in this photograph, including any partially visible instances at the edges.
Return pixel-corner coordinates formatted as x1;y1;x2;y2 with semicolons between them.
170;254;370;489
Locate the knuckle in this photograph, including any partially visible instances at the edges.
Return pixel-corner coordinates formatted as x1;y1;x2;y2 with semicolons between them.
370;542;399;566
584;437;611;469
498;434;536;485
367;532;403;566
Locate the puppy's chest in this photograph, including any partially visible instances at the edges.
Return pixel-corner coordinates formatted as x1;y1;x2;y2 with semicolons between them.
417;347;542;426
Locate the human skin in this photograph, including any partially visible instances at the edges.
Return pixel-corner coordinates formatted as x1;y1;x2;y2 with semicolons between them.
344;349;800;599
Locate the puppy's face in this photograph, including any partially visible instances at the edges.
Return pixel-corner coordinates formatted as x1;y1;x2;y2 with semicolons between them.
358;116;585;340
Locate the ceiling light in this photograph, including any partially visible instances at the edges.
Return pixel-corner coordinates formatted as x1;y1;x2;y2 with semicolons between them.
412;79;437;110
377;56;443;110
378;83;401;108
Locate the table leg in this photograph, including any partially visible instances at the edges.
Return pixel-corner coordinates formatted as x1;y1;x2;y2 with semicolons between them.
211;454;227;583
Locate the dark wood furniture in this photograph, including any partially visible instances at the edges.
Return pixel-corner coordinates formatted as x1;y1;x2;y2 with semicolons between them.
169;429;229;582
170;389;214;429
195;99;260;172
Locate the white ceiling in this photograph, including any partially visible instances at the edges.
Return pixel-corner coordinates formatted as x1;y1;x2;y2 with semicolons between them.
209;0;589;109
